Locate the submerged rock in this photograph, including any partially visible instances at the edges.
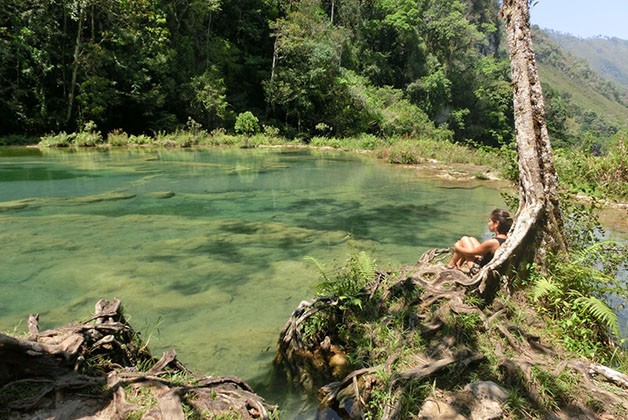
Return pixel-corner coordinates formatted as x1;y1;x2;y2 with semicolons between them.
0;200;30;212
145;191;175;199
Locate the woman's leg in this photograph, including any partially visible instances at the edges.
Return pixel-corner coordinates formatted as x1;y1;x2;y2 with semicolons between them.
457;236;481;268
447;236;480;268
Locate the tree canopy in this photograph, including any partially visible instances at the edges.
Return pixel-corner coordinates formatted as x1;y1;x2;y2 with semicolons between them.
1;0;516;144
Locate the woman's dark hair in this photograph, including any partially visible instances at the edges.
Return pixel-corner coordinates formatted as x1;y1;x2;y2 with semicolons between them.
490;209;513;234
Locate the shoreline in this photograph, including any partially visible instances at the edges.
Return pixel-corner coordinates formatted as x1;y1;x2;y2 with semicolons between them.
4;143;627;232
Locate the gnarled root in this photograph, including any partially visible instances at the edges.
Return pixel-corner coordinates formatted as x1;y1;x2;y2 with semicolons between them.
0;299;275;420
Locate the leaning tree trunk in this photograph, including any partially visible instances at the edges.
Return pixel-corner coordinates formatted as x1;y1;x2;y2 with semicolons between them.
473;0;567;295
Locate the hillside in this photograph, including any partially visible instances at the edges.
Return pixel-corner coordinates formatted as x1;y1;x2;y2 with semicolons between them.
531;27;628;144
546;31;628;88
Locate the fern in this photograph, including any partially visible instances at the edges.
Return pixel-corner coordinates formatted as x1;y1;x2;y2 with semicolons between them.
356;251;376;284
574;296;621;338
304;256;330;283
531;278;559;302
571;241;618;265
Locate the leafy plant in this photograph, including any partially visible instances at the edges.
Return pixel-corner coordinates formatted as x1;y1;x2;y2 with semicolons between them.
530;240;627;357
107;129;129;146
39;132;74;147
313;251;376;306
234;112;259;136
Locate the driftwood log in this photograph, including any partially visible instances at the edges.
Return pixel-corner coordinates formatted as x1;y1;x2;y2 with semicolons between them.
274;249;628;419
0;299;276;420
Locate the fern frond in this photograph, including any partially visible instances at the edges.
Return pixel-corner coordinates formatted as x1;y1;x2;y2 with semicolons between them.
304;256;330;282
356;251;376;284
531;278;559;302
571;240;620;265
574;296;620;338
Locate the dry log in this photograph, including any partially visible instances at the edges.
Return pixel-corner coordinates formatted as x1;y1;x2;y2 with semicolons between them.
320;366;380;405
147;349;178;375
589;363;628;388
148;381;185;420
396;350;484;383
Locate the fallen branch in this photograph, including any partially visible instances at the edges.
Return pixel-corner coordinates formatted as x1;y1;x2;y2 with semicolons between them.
589;363;628;388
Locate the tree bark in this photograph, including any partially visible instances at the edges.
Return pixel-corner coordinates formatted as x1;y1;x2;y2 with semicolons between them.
66;3;85;124
474;0;567;295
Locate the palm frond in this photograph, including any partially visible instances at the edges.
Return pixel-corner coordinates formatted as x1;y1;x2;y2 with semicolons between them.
531;278;559;302
574;296;620;338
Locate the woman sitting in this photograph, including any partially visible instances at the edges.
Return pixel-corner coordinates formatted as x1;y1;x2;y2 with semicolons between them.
446;209;513;273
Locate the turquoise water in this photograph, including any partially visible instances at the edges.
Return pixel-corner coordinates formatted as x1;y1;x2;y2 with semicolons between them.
0;147;505;415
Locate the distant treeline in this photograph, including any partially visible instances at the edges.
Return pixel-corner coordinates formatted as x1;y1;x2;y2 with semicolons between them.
1;0;516;145
1;0;623;148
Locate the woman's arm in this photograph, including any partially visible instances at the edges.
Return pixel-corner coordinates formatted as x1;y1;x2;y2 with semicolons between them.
454;238;497;258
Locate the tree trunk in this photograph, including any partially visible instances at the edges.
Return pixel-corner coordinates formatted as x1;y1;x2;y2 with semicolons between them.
474;0;567;295
66;4;85;124
330;0;335;25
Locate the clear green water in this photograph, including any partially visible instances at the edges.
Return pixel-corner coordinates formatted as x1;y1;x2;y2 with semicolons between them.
0;147;505;416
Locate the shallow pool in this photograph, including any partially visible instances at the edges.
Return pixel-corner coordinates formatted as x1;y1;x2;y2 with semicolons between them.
0;146;509;416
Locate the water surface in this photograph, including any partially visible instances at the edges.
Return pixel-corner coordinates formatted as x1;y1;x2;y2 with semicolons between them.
0;147;505;415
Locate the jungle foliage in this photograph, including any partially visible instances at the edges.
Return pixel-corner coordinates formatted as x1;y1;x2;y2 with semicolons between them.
1;0;513;145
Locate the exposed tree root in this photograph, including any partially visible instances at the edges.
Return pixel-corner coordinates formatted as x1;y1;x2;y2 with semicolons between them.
0;299;276;420
274;249;628;419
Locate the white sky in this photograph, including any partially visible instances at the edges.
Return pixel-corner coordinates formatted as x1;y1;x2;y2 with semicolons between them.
530;0;628;40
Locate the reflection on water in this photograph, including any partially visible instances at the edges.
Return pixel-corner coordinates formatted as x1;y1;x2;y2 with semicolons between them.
0;147;505;417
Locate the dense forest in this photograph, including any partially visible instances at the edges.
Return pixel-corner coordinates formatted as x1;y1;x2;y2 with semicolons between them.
4;0;627;149
1;0;513;144
2;1;627;199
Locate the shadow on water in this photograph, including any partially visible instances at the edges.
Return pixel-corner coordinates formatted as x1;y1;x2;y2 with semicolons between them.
0;166;100;181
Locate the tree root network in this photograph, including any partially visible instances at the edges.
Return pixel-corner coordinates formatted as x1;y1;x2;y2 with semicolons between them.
0;299;276;420
274;249;628;419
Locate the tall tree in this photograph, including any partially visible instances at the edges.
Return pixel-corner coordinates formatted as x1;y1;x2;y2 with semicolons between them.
474;0;567;294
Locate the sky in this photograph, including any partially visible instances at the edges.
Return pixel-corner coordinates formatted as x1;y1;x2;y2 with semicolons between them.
530;0;628;40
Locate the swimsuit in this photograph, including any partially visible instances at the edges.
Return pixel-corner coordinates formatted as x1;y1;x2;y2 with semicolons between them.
470;237;506;274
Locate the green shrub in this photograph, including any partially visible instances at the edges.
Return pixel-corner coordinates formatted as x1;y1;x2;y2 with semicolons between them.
107;129;129;146
153;132;179;147
262;125;280;137
39;132;74;147
310;136;343;148
381;99;436;138
174;132;198;147
128;134;152;145
245;134;270;147
353;134;381;150
554;130;628;200
234;111;259;135
530;241;627;359
383;140;422;164
73;131;103;146
72;121;103;146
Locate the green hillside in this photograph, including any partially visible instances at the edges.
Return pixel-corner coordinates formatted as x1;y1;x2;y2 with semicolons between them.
531;27;628;145
546;31;628;88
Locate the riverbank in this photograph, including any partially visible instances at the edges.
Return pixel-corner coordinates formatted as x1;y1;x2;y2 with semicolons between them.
274;249;628;419
5;127;626;204
0;299;275;420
